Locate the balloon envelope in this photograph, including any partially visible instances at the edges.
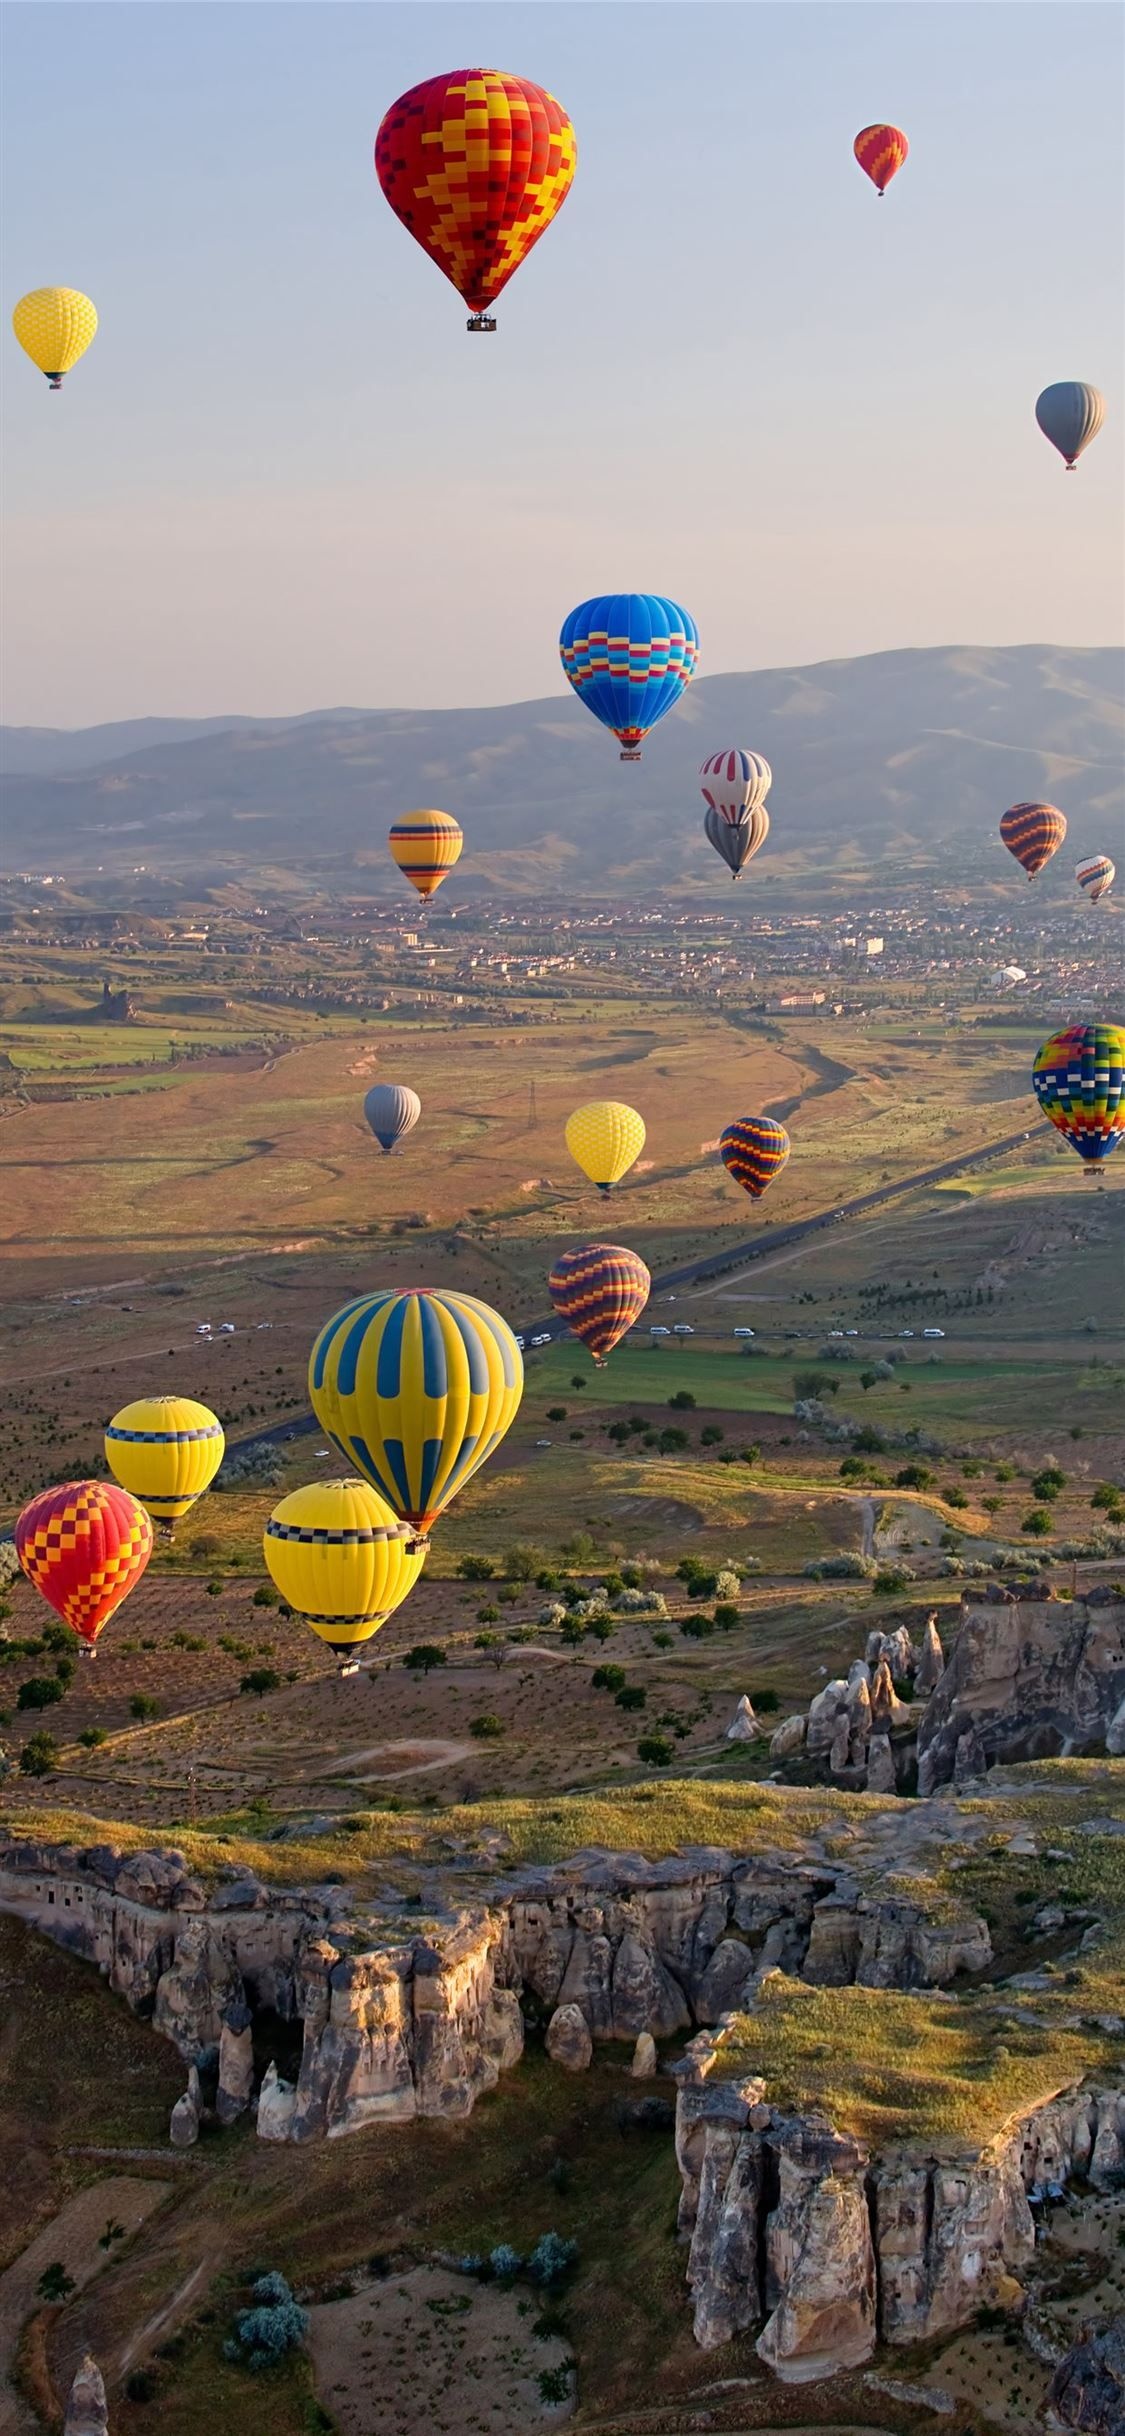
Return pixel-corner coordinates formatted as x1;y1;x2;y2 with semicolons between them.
105;1396;224;1524
1076;855;1115;905
364;1083;421;1152
12;287;97;385
309;1289;523;1535
853;125;908;192
704;804;768;878
388;810;463;899
264;1476;426;1659
565;1101;646;1192
700;748;772;824
559;594;699;756
1035;382;1105;469
719;1117;791;1200
16;1480;152;1650
1000;802;1067;879
375;70;576;320
548;1242;651;1362
1032;1024;1125;1165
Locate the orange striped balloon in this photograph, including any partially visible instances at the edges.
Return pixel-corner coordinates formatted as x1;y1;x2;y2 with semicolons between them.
548;1242;651;1364
719;1117;791;1202
388;809;464;900
16;1479;153;1653
854;124;908;195
999;801;1067;880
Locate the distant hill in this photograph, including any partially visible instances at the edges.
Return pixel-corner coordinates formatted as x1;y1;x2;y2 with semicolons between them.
1;645;1120;898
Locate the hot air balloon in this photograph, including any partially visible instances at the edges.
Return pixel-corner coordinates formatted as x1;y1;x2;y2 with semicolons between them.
559;595;699;761
375;69;576;330
1076;855;1116;906
12;287;97;388
15;1480;152;1655
548;1242;651;1364
719;1116;791;1201
700;748;772;826
704;807;768;878
1035;383;1106;471
565;1101;646;1193
105;1397;225;1532
1000;802;1067;880
364;1083;421;1152
264;1477;427;1673
853;125;908;195
1032;1024;1125;1169
388;810;463;901
309;1289;523;1538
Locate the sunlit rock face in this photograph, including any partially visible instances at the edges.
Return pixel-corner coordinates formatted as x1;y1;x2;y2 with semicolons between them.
918;1591;1125;1793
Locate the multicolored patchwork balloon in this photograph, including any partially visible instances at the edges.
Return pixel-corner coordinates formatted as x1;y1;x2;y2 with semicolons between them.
15;1480;153;1652
105;1396;225;1527
388;810;463;900
719;1116;791;1201
264;1477;427;1669
1032;1024;1125;1167
309;1288;523;1537
854;124;908;195
1000;801;1067;880
1076;855;1115;906
560;594;699;759
375;70;576;328
548;1241;651;1364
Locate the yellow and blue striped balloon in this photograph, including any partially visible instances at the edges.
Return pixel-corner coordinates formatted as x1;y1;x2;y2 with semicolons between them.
104;1396;225;1525
387;809;463;900
309;1289;523;1536
264;1477;426;1662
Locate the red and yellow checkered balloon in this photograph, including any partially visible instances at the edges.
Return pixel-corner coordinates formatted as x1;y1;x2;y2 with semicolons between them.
375;69;576;317
15;1480;153;1651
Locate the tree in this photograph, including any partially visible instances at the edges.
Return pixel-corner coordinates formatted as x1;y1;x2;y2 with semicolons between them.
637;1734;673;1767
130;1694;161;1721
470;1714;505;1739
614;1684;646;1711
546;1408;567;1423
713;1603;739;1630
1030;1469;1065;1503
457;1554;495;1581
860;1369;879;1393
17;1676;63;1711
569;1376;587;1391
37;2262;75;2303
591;1663;626;1692
252;1583;279;1607
19;1732;57;1777
241;1669;281;1697
668;1390;696;1411
1022;1509;1053;1537
503;1541;543;1581
700;1425;723;1446
403;1644;447;1674
658;1427;688;1453
78;1725;108;1749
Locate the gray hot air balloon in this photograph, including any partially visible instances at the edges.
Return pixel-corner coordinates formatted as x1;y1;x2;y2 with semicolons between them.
1035;382;1106;470
704;803;769;879
363;1082;421;1153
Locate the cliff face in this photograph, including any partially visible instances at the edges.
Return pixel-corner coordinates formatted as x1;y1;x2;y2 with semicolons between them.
917;1589;1125;1795
676;2064;1125;2379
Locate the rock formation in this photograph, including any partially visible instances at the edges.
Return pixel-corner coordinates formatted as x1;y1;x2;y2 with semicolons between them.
545;2002;593;2070
915;1612;946;1696
757;2121;877;2382
217;1999;254;2124
257;2059;298;2141
768;1713;805;1760
65;2356;108;2436
1049;2315;1125;2433
725;1694;760;1741
918;1590;1125;1794
629;2031;657;2078
169;2063;201;2148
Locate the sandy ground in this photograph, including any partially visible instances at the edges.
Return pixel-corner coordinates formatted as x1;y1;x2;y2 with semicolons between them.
307;2265;575;2434
0;2176;169;2436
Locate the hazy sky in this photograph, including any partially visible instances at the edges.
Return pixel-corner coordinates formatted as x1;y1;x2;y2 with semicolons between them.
2;2;1121;727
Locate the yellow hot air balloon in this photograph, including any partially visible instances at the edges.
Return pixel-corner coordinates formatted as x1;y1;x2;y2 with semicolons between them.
565;1101;646;1194
309;1288;523;1538
104;1396;225;1531
388;810;463;901
13;287;98;388
263;1476;427;1671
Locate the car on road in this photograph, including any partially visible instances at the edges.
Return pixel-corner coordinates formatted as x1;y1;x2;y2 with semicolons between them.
194;1324;212;1335
923;1327;946;1339
733;1327;755;1338
535;1438;552;1448
531;1332;551;1347
514;1335;525;1350
899;1329;914;1339
650;1325;671;1338
829;1330;845;1339
845;1328;859;1337
218;1322;236;1334
256;1322;272;1331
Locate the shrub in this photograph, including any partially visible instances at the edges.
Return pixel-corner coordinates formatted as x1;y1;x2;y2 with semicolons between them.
658;1427;689;1453
470;1713;504;1739
619;1563;643;1588
130;1694;161;1721
225;2270;309;2370
715;1567;740;1600
1031;1467;1065;1501
37;2261;76;2302
19;1732;57;1777
78;1725;108;1748
527;2233;579;2289
944;1486;969;1510
853;1426;886;1454
1092;1484;1122;1512
538;2364;576;2405
251;1583;279;1607
804;1552;878;1580
584;1613;615;1643
713;1603;739;1630
667;1390;696;1410
994;1463;1016;1482
539;1603;567;1630
615;1683;646;1711
241;1669;280;1698
700;1425;723;1446
545;1408;567;1423
503;1542;543;1582
896;1463;934;1489
477;1603;501;1623
403;1644;447;1673
680;1614;715;1640
206;1580;224;1597
458;1555;495;1581
873;1565;916;1595
17;1676;63;1711
1022;1509;1053;1537
638;1733;673;1766
489;2244;522;2283
215;1443;285;1493
591;1663;626;1692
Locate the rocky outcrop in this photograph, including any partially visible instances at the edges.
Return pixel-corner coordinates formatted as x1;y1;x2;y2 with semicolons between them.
757;2122;877;2383
257;2059;298;2141
65;2357;109;2436
217;2000;254;2124
545;2003;593;2071
169;2064;201;2148
725;1695;760;1742
630;2032;656;2078
918;1591;1125;1794
1049;2315;1125;2434
915;1613;946;1696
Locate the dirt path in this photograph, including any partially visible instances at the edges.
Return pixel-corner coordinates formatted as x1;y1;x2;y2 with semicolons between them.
320;1739;476;1781
0;2177;169;2436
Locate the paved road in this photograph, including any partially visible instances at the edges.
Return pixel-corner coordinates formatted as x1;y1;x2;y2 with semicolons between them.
238;1125;1035;1452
